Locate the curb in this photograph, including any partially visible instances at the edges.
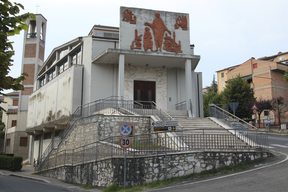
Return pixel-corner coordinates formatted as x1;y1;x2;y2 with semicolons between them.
0;171;51;184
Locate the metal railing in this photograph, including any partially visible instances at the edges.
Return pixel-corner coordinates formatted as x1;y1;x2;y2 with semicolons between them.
175;100;186;110
35;129;268;172
38;96;172;166
209;104;258;130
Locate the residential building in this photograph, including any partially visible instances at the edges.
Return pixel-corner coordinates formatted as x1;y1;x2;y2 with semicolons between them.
25;7;203;163
2;92;29;158
217;52;288;126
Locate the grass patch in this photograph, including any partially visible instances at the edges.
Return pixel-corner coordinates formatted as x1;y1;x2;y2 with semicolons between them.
103;157;267;192
81;184;93;190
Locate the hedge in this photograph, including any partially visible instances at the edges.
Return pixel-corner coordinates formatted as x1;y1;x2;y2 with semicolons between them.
0;155;23;171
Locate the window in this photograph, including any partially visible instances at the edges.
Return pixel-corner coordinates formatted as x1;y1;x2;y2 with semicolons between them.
58;59;68;74
221;73;224;78
55;130;61;137
39;77;45;87
20;137;28;146
253;63;257;69
104;33;112;38
44;132;51;140
222;82;225;88
6;138;10;146
47;70;56;82
71;49;81;65
13;99;18;106
34;135;41;141
95;31;104;37
11;120;17;127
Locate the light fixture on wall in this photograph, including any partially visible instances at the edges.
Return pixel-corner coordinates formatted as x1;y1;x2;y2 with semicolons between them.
146;64;148;67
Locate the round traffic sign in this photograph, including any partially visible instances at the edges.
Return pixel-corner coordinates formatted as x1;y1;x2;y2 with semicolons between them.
119;136;132;149
253;109;257;114
119;123;132;136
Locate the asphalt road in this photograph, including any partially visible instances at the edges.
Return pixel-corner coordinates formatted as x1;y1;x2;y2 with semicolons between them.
0;175;72;192
147;134;288;192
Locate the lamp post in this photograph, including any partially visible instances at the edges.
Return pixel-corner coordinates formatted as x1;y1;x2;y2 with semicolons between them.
253;75;280;126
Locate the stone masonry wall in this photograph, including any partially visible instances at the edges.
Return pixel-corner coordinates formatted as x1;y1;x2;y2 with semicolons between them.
38;151;268;187
58;115;151;151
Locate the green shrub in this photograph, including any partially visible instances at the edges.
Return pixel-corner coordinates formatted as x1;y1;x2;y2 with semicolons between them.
0;155;22;171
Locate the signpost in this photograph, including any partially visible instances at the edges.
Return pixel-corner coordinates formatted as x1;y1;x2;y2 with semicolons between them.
252;104;258;114
119;123;133;189
228;102;239;117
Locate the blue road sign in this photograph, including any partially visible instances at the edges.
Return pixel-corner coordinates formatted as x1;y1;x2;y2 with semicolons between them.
119;123;132;136
228;102;239;115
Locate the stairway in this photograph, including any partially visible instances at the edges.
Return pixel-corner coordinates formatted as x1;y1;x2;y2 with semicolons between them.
166;110;250;149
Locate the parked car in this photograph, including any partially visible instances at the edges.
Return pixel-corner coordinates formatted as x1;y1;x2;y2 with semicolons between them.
230;123;248;135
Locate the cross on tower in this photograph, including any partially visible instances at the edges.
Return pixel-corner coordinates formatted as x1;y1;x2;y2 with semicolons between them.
36;4;40;13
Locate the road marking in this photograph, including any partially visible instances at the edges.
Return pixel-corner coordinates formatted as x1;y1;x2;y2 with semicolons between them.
147;151;288;191
270;144;288;148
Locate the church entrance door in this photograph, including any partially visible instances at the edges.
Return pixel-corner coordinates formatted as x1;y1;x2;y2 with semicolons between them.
134;81;155;108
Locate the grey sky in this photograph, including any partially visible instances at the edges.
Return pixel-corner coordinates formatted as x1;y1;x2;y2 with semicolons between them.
7;0;288;91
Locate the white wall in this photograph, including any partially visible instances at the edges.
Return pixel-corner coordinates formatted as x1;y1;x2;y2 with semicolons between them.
27;65;82;128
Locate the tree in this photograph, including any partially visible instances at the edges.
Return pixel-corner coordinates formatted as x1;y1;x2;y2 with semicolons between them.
207;74;218;93
203;76;222;117
0;0;34;111
222;75;255;119
284;70;288;81
0;111;4;138
271;96;288;126
245;99;272;128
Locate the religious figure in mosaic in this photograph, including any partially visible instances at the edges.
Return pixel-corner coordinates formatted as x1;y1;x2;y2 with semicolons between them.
145;12;171;52
123;9;136;24
175;15;187;30
143;27;153;51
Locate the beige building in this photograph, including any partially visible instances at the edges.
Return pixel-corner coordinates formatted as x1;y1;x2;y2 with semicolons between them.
2;92;29;158
217;52;288;126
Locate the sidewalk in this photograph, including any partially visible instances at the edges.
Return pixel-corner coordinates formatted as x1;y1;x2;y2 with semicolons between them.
0;165;102;192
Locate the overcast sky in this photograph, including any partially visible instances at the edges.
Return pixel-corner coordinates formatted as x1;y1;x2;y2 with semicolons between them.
7;0;288;92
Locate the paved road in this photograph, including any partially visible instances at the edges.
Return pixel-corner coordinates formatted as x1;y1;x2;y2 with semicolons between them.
0;174;72;192
147;134;288;192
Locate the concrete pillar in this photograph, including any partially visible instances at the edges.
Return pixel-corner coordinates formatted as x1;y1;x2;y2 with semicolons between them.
118;54;125;98
185;59;193;114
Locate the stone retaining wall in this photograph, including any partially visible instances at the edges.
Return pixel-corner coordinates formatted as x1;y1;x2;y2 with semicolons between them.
38;151;268;187
59;115;151;151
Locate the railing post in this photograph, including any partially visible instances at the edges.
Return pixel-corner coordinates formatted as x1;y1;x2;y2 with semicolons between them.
165;132;167;182
64;150;66;166
83;146;85;164
55;153;57;168
72;149;74;166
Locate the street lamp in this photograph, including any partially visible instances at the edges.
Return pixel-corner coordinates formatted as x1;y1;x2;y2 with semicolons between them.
253;75;280;126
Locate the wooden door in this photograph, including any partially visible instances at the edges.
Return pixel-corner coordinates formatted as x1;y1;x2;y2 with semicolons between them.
134;81;156;105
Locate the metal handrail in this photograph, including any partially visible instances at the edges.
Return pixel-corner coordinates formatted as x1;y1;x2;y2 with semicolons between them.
35;128;268;172
209;104;258;130
175;100;186;110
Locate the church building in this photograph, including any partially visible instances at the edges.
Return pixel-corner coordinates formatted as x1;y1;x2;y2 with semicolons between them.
24;7;203;163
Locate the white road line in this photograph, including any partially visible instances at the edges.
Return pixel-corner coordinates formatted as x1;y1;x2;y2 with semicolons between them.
147;151;288;192
270;144;288;148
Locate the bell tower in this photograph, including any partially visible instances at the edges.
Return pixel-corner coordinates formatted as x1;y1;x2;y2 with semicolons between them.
17;14;47;152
